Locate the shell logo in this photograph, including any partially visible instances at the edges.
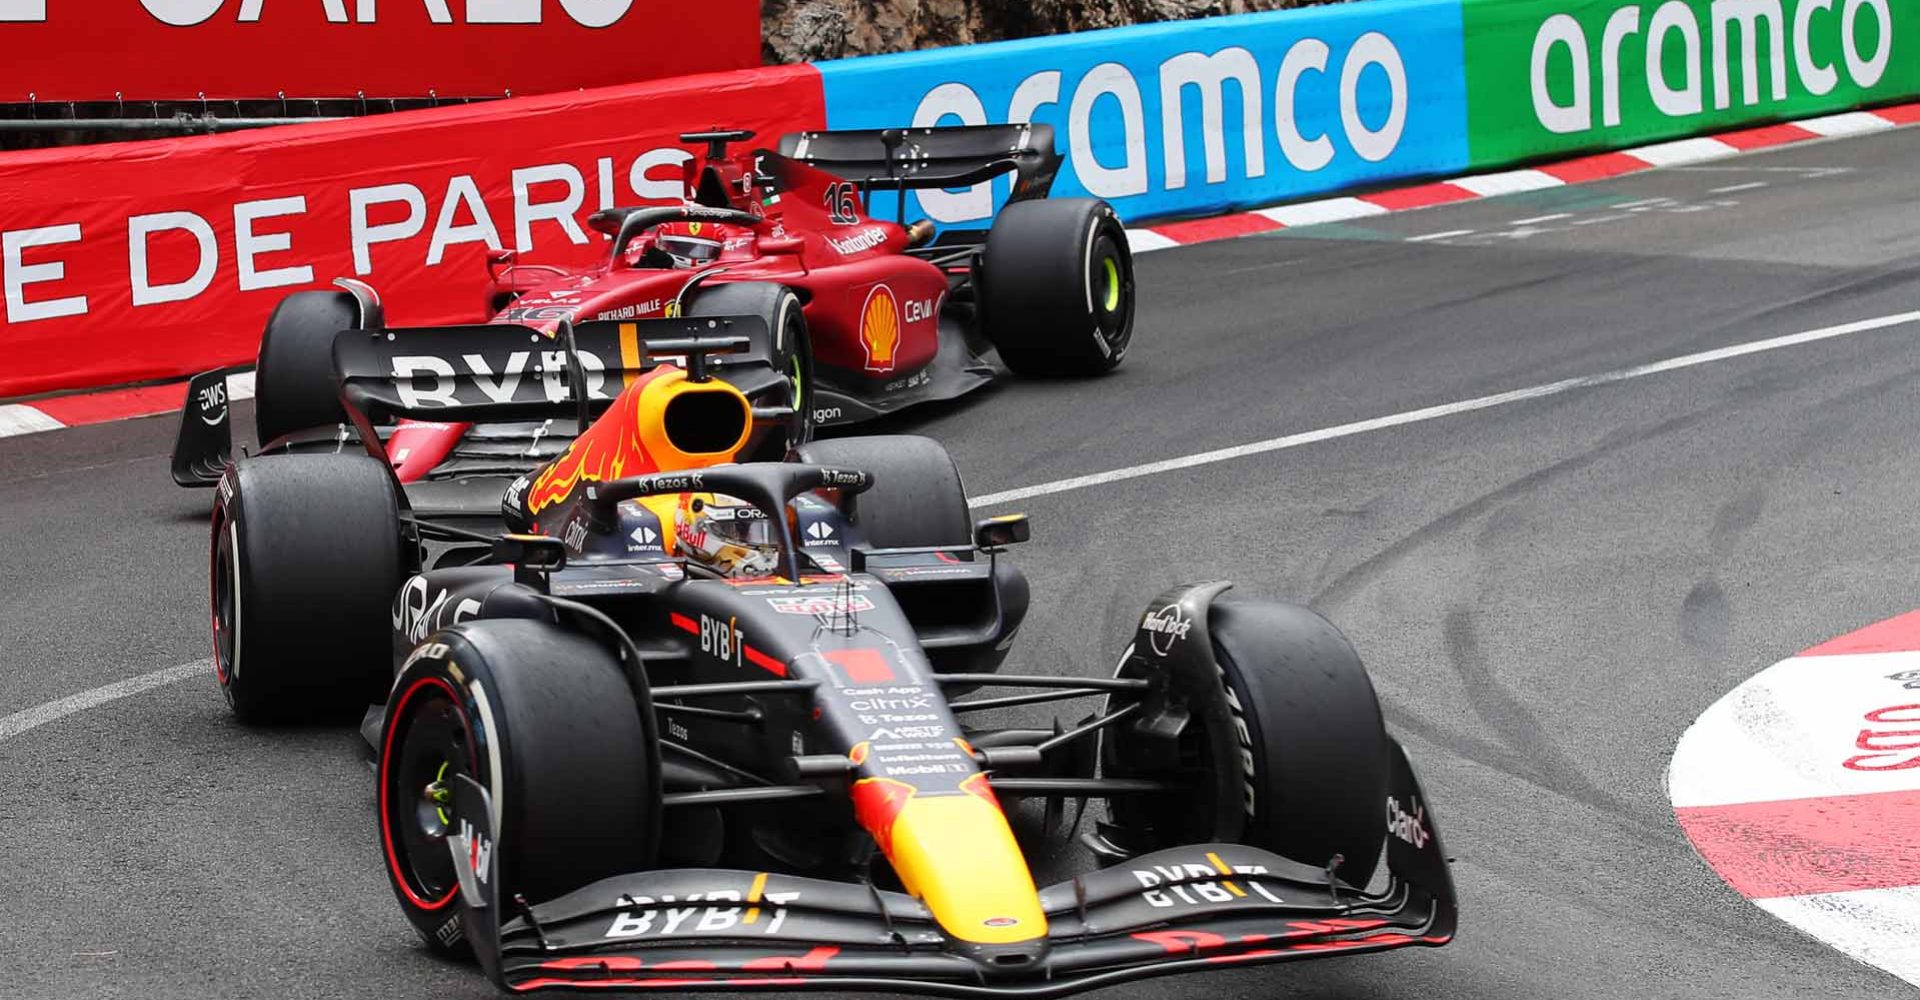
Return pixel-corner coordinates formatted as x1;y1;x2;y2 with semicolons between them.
860;284;900;374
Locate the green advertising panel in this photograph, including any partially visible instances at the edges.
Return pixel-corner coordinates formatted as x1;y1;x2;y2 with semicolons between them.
1463;0;1920;165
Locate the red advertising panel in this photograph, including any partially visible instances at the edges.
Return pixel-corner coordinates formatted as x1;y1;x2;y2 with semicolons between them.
0;0;760;101
0;65;827;398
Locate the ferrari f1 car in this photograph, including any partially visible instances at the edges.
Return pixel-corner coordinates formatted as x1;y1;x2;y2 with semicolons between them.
171;122;1136;490
204;322;1453;995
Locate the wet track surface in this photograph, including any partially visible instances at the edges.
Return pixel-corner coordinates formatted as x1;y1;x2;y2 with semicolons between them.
4;126;1920;998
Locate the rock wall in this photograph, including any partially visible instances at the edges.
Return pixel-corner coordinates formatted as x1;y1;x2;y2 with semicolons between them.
762;0;1304;64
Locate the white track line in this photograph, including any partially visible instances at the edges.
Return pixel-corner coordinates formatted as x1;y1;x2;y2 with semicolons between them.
971;308;1920;507
0;660;208;742
11;308;1920;738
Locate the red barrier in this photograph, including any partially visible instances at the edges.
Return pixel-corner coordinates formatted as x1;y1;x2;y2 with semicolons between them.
0;65;827;398
0;0;759;101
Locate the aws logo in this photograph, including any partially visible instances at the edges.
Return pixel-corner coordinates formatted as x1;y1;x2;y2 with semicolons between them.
860;284;900;374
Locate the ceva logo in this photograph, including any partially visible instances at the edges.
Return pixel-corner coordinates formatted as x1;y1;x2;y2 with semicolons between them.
902;36;1413;223
1529;0;1894;133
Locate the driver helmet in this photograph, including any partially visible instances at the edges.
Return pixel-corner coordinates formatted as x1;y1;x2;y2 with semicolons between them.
654;221;724;269
675;493;780;578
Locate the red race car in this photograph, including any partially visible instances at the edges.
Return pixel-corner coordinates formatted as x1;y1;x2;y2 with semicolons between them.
171;124;1136;495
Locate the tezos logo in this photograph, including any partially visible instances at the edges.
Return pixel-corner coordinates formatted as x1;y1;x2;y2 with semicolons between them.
1386;795;1430;848
1142;605;1193;656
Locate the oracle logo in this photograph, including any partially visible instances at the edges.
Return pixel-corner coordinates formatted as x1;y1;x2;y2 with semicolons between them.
0;0;637;27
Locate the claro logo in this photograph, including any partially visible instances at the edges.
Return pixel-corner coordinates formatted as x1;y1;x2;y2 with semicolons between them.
0;1;640;28
1529;0;1893;134
907;36;1410;222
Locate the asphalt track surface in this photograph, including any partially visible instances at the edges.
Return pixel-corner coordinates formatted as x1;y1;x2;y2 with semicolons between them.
5;126;1920;999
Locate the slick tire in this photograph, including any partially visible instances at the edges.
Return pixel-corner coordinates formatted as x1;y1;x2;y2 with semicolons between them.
253;290;363;446
687;282;813;460
377;620;659;957
979;198;1134;377
211;453;405;723
792;435;969;548
1104;600;1392;888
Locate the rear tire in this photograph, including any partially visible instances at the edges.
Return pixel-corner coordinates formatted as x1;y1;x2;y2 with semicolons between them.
979;198;1134;376
253;290;362;445
687;282;813;460
377;620;658;956
792;435;969;547
1103;599;1391;887
211;453;405;723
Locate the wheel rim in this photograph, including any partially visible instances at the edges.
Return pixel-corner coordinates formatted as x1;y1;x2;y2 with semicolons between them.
381;677;475;911
212;516;239;686
787;311;814;446
1087;231;1134;358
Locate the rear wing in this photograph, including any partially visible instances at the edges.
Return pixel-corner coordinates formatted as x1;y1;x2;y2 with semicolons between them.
332;317;765;424
167;316;773;488
778;123;1061;208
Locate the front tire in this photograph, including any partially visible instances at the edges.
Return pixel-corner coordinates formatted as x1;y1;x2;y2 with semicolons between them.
979;198;1134;376
1102;598;1391;887
253;290;362;446
211;453;405;723
377;620;658;956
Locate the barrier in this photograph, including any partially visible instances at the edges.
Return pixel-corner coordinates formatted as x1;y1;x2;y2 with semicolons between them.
3;0;1917;400
1461;0;1918;165
814;0;1471;227
0;66;824;398
0;0;760;102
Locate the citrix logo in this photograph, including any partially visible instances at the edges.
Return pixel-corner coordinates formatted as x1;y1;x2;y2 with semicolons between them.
1528;0;1894;134
905;36;1411;222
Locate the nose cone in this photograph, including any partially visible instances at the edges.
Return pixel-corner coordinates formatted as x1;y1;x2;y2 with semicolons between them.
855;774;1049;948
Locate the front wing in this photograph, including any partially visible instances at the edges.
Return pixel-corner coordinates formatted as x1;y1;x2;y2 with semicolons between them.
443;745;1456;996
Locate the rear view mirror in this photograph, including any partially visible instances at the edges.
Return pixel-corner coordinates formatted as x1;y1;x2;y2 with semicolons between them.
974;514;1031;549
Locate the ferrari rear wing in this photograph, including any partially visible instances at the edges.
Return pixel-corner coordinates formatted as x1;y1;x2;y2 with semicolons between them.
778;124;1061;208
439;741;1456;996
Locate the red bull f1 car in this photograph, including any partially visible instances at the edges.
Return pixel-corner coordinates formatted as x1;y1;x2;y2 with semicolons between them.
170;123;1136;490
199;318;1456;995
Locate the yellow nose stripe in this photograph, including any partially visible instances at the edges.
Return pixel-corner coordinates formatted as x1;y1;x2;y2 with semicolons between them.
886;794;1046;945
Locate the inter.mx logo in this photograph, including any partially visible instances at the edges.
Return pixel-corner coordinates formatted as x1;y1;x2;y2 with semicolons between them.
0;1;640;27
1528;0;1895;135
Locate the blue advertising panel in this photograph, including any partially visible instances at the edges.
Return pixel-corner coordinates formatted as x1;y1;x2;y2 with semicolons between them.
816;0;1470;225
